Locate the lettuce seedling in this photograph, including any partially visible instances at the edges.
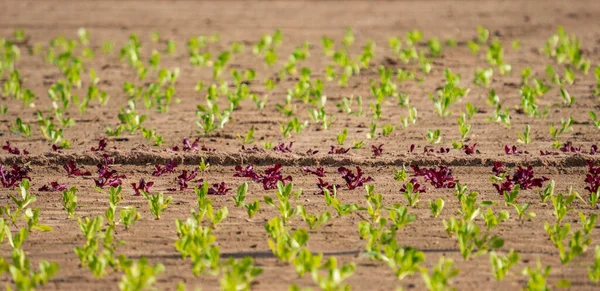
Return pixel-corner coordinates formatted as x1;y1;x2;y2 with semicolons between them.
38;181;67;192
482;208;510;231
273;142;293;153
94;155;125;188
338;167;373;190
590;245;600;282
371;144;383;157
152;160;178;176
303;167;325;177
120;206;140;229
232;182;248;207
118;257;164;291
298;205;331;230
426;129;441;144
517;124;532;144
429;198;445;218
505;144;528;155
90;139;108;152
244;199;260;219
421;256;459;291
264;182;300;224
2;141;28;155
141;191;172;220
234;164;293;190
61;186;78;218
64;160;92;177
337;129;348;145
10;117;31;137
401;181;421;207
219;257;263;291
0;165;31;188
131;179;153;196
490;250;519;280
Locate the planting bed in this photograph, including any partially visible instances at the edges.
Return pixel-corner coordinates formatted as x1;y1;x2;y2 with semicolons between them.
1;0;600;290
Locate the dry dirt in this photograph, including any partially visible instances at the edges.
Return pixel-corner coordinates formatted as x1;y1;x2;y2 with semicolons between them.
1;0;600;290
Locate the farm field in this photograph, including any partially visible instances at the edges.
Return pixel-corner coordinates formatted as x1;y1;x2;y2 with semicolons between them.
2;0;600;290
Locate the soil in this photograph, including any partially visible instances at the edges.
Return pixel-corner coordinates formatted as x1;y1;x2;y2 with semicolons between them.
1;0;600;290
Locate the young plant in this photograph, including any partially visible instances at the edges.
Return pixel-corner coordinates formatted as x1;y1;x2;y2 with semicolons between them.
538;180;555;203
510;202;535;220
219;257;263;291
232;182;248;207
264;182;300;224
482;208;510;231
62;186;78;219
589;245;600;283
579;212;597;235
457;113;471;140
324;187;361;217
313;257;355;291
429;198;445;218
426;129;441;144
393;165;408;182
590;111;600;129
401;182;421;207
490;250;520;280
298;205;332;230
10;117;31;137
522;260;550;291
141;191;172;220
517;124;532;144
244;199;260;219
242;127;255;145
421;256;460;291
118;257;164;291
119;206;140;229
337;128;348;145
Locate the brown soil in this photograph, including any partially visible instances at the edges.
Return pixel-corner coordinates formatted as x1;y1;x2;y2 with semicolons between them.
1;0;600;290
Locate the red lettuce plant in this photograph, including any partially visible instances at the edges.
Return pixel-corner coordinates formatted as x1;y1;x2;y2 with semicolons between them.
2;142;28;155
176;169;198;190
172;137;201;152
38;182;67;192
505;145;528;155
152;160;178;176
132;178;154;196
491;162;548;195
64;160;92;177
409;144;416;153
206;182;231;195
590;145;598;155
410;164;458;188
560;141;581;153
0;164;31;188
400;178;427;193
316;178;339;195
303;167;325;177
273;142;293;153
463;144;477;155
338;167;373;190
424;147;449;154
241;145;264;153
328;146;350;155
234;163;292;190
306;149;319;156
94;155;125;188
371;144;384;157
90;139;108;152
585;161;600;194
51;145;64;153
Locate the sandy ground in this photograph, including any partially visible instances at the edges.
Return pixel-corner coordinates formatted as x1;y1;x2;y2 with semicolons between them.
1;0;600;290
